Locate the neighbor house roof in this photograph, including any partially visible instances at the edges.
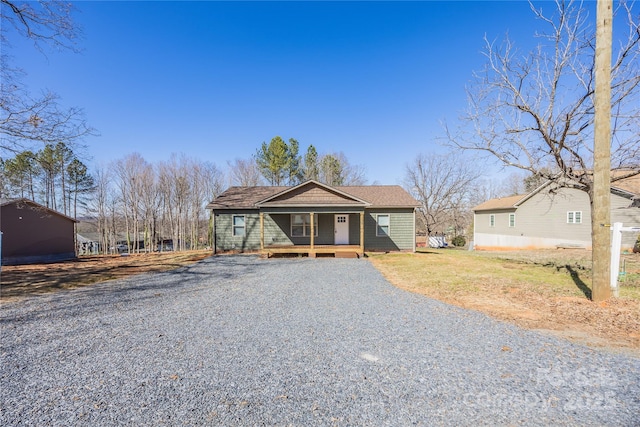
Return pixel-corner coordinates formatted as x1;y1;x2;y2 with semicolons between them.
472;194;525;212
612;172;640;196
473;171;640;212
207;181;419;210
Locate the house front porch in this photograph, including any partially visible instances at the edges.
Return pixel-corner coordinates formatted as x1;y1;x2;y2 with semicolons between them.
259;211;365;258
262;244;363;258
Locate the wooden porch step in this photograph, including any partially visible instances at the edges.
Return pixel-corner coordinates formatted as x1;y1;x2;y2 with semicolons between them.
335;251;359;259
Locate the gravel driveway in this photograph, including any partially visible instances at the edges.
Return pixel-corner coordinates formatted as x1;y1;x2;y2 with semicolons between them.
1;255;639;426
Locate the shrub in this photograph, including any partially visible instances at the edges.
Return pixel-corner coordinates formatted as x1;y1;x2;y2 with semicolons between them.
451;235;466;247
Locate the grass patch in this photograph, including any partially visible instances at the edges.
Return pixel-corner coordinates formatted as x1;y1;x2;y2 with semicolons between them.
369;249;595;300
369;249;640;355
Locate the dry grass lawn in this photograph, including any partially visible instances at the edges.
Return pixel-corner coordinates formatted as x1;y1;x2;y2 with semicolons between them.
3;248;639;356
369;249;640;356
0;250;211;302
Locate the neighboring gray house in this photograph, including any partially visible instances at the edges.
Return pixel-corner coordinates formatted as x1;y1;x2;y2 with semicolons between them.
207;180;419;257
473;176;640;251
1;198;77;265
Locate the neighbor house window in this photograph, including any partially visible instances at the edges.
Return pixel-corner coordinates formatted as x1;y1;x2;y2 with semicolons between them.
232;215;245;237
489;214;495;227
376;214;390;236
567;211;582;224
508;213;516;228
290;214;318;237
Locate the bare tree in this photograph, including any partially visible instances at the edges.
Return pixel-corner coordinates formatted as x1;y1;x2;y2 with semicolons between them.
1;0;94;153
90;166;113;254
227;158;263;186
404;153;481;241
500;172;527;196
113;153;150;253
446;0;640;197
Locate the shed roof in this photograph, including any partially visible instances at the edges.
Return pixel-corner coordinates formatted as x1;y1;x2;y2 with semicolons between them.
0;198;78;222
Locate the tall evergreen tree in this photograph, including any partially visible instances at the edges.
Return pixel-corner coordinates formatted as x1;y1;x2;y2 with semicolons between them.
286;138;303;185
2;150;37;199
36;144;59;209
255;136;300;185
67;158;95;219
303;144;319;181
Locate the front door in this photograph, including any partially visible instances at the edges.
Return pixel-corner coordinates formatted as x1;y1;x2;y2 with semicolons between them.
334;214;349;245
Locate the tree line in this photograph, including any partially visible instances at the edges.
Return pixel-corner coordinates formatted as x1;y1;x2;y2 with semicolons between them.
0;138;367;255
0;142;94;218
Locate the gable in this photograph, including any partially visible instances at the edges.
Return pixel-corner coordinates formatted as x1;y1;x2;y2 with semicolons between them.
258;181;367;207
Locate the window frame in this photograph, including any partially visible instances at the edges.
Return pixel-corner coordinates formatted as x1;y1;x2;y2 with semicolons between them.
290;214;318;237
567;211;582;224
508;213;516;228
376;214;390;237
489;214;495;227
232;215;245;237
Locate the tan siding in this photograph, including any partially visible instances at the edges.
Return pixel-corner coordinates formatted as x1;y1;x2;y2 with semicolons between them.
516;190;592;241
475;187;640;249
475;210;517;236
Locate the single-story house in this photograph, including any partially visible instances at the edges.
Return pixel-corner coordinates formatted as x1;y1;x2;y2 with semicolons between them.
1;198;78;265
77;233;102;255
206;180;420;257
472;176;640;250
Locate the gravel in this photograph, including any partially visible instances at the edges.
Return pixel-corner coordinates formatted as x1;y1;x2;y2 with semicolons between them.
1;255;639;426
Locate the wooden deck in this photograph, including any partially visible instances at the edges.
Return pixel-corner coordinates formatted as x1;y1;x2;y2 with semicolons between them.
262;245;363;258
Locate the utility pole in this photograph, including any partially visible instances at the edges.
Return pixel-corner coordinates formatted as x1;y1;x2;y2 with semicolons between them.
592;0;612;302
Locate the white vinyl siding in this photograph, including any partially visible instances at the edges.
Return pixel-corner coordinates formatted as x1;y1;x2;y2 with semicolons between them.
232;215;245;236
376;214;390;236
567;211;582;224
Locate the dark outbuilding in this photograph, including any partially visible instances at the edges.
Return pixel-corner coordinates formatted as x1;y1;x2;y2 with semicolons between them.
1;198;77;265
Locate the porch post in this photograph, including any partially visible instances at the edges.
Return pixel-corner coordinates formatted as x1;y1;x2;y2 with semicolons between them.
310;212;315;250
259;212;264;251
360;211;365;255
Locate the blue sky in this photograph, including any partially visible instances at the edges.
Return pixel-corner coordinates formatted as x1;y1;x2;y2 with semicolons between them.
10;1;569;185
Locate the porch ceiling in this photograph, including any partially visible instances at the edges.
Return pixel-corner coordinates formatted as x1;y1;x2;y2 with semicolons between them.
259;206;366;213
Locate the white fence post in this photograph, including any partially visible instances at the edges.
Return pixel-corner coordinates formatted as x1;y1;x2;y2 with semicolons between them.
610;222;623;297
610;223;640;298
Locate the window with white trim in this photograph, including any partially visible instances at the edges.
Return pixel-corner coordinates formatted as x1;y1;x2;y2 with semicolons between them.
232;215;245;236
291;214;318;237
508;213;516;228
376;214;390;236
567;211;582;224
489;214;495;227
